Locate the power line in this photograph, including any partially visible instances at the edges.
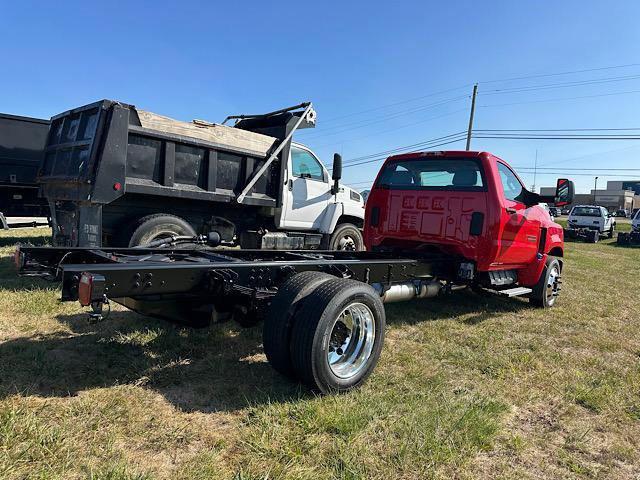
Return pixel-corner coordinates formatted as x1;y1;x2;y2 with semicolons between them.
341;137;467;169
298;95;468;139
479;88;640;108
342;131;467;164
317;84;473;123
480;73;640;96
515;167;640;171
309;109;468;150
517;170;640;178
315;63;640;132
535;144;640;168
474;135;640;140
475;128;640;132
479;62;640;84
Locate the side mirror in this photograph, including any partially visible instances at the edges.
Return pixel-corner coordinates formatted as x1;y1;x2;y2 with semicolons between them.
554;178;574;206
332;153;342;194
332;153;342;181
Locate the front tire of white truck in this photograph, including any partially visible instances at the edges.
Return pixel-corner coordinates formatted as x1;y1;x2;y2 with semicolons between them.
127;214;196;247
325;223;364;251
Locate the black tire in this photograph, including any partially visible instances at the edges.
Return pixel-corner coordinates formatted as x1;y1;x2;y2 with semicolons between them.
529;257;562;308
290;278;385;393
607;225;615;239
263;271;334;377
325;223;364;251
617;232;630;246
127;214;196;247
585;230;598;243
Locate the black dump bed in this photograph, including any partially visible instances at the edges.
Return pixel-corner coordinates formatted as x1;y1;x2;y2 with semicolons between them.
39;100;298;206
0;113;50;216
38;100;313;246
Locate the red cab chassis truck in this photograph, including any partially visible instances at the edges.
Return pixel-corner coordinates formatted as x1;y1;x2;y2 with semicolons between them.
16;151;573;393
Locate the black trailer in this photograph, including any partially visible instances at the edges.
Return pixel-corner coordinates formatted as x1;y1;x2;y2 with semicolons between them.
16;242;471;393
0;113;50;226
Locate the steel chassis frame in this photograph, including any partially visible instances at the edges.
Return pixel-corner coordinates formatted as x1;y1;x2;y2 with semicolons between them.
17;246;461;323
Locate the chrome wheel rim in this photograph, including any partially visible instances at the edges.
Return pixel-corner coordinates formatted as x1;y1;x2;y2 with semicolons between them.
546;266;560;305
337;235;357;251
326;302;375;379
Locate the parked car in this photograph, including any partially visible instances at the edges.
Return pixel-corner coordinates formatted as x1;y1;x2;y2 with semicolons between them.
561;207;571;215
614;209;628;218
538;202;554;219
566;205;616;242
549;206;561;217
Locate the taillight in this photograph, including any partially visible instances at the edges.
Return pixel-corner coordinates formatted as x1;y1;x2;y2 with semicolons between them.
78;272;95;306
77;272;106;306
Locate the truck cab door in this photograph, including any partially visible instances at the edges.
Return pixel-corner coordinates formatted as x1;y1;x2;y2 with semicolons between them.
278;144;331;230
495;162;540;266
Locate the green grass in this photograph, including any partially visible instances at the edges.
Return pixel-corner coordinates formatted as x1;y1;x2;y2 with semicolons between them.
1;228;639;479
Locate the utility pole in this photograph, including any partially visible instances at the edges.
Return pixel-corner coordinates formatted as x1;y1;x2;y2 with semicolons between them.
532;149;538;193
594;176;599;203
465;84;478;151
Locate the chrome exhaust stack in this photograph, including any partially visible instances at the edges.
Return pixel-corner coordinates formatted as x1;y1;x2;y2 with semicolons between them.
372;280;443;303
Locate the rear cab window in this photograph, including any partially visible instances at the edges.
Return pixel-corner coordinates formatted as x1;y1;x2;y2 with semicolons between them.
571;207;603;217
375;157;485;191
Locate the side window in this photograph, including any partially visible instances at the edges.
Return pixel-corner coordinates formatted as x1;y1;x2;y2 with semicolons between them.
497;162;524;202
291;146;325;181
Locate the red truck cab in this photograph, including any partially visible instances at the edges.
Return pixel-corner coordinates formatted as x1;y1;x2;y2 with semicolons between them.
364;151;573;301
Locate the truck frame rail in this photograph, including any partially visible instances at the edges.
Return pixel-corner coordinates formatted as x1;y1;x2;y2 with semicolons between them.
17;246;457;303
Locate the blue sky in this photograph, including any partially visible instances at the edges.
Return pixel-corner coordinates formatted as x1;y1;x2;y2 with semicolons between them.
3;1;640;193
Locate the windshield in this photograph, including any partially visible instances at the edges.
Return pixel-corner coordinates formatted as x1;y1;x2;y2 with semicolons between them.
376;158;485;191
571;207;602;217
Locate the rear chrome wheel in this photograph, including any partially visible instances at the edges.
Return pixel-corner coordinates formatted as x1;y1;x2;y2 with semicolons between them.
289;278;385;393
327;302;375;379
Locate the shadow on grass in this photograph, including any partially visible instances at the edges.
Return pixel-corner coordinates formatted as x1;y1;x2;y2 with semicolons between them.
0;287;530;413
0;256;54;291
385;288;531;327
0;310;308;413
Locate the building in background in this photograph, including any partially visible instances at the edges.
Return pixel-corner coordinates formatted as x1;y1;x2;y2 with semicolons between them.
540;180;640;211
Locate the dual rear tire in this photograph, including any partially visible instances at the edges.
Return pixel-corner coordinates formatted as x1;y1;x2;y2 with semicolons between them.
264;272;385;393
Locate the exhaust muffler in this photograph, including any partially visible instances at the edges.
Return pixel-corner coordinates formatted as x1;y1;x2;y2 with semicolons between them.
372;280;443;303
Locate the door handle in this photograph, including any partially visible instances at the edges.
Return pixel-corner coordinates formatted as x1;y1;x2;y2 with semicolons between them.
288;179;293;191
505;207;517;214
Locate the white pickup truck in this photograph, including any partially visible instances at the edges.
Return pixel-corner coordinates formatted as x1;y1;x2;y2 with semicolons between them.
566;205;616;243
